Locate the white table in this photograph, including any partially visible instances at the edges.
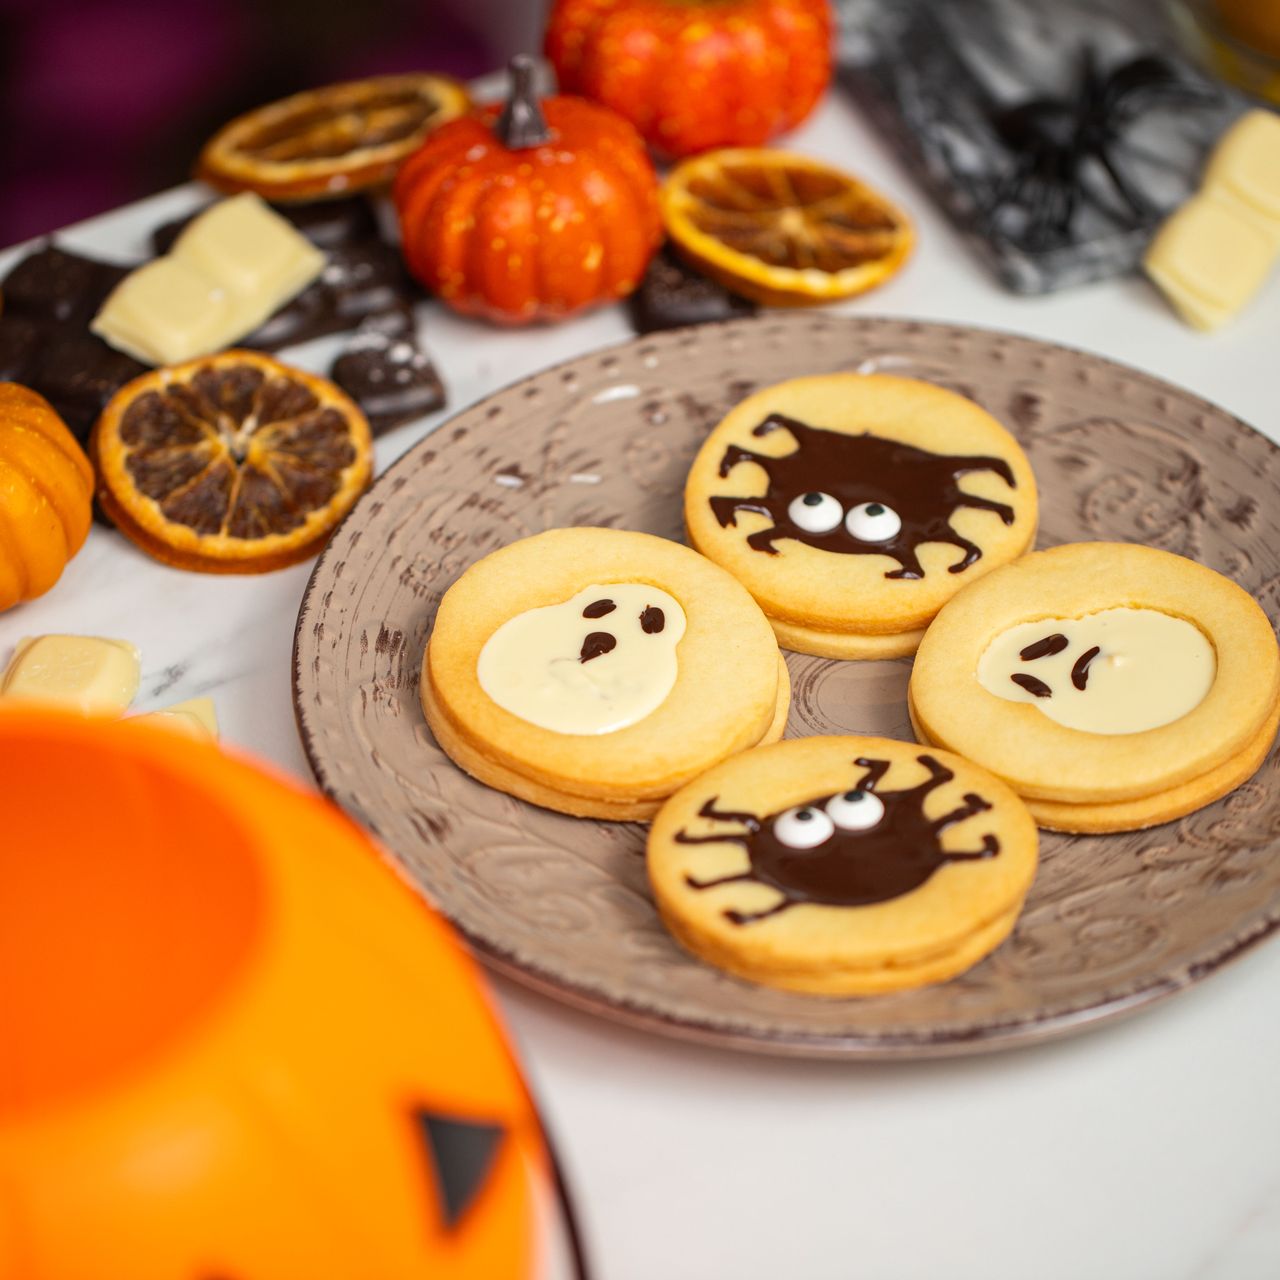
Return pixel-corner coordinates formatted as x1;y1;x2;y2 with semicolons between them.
5;87;1279;1280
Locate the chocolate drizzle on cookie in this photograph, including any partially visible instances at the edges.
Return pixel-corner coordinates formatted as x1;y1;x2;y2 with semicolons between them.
1011;672;1053;698
579;632;617;663
640;605;666;634
1020;633;1068;661
674;754;999;924
710;413;1017;579
582;598;616;619
1071;645;1101;690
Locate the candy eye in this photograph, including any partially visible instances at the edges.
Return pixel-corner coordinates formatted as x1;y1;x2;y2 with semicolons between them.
788;492;844;534
825;789;885;831
845;502;902;543
772;805;835;849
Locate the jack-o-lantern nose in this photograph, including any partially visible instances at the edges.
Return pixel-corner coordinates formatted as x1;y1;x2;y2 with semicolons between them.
414;1109;506;1228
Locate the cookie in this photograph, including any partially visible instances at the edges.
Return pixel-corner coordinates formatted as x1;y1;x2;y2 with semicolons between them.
648;736;1038;995
422;527;788;820
909;542;1280;830
684;374;1038;657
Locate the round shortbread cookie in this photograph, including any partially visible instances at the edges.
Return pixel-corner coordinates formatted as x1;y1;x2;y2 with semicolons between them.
910;542;1280;806
770;615;926;660
423;654;791;821
424;527;784;813
648;736;1038;993
909;688;1279;834
684;374;1038;648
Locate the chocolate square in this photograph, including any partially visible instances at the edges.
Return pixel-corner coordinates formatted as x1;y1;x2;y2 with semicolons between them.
628;243;758;334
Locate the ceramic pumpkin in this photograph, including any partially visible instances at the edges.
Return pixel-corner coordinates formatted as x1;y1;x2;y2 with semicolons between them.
0;383;93;612
545;0;834;158
0;709;554;1280
394;56;661;324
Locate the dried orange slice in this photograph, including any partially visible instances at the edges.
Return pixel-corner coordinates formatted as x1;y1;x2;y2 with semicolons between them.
92;351;372;573
662;149;914;306
196;73;470;201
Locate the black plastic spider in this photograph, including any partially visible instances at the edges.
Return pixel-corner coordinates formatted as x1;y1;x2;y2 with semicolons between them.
987;50;1215;249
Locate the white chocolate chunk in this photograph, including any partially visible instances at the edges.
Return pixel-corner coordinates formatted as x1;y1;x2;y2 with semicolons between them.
1144;192;1275;331
92;193;325;365
1;635;141;716
1203;110;1280;229
91;256;239;366
134;696;219;740
174;194;326;306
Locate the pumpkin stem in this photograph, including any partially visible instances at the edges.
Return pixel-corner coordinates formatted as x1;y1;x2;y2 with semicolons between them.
496;55;552;149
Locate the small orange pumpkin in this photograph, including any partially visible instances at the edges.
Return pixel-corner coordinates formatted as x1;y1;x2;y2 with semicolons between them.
394;56;661;324
0;383;93;612
0;709;552;1279
545;0;834;158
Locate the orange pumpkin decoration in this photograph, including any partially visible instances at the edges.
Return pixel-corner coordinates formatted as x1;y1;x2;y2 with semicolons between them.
0;709;557;1280
394;56;661;324
0;383;93;612
545;0;834;158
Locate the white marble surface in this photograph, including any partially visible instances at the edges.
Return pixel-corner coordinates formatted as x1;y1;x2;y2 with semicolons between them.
5;88;1280;1280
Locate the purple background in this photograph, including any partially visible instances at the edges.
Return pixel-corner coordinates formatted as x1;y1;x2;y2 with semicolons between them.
0;0;544;248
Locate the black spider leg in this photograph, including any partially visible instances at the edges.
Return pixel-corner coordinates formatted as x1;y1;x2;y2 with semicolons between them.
884;545;926;580
725;899;793;926
852;757;892;792
950;455;1016;489
709;492;774;528
941;530;985;575
902;754;955;799
677;797;759;887
931;792;993;833
718;443;773;479
751;413;805;441
954;492;1016;525
943;834;1001;862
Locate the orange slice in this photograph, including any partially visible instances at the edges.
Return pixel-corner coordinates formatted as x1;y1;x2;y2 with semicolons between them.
662;149;914;306
92;351;373;573
196;73;471;201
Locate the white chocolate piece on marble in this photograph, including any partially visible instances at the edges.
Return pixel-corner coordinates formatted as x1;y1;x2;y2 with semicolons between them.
478;583;687;735
92;192;325;365
977;608;1215;735
1144;192;1276;331
134;695;219;740
1;635;141;717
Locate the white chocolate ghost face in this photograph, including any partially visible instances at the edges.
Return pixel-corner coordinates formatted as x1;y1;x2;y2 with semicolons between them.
477;583;687;735
977;607;1216;735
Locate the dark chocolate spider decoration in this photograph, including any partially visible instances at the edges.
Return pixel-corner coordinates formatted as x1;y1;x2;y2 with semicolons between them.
710;413;1016;579
674;753;999;925
987;49;1217;249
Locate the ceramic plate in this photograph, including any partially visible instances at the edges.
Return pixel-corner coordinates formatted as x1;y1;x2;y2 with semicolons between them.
293;314;1280;1059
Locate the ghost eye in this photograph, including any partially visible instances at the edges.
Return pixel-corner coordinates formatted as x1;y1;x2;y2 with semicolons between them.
773;805;835;849
845;502;902;543
788;492;843;534
825;789;885;831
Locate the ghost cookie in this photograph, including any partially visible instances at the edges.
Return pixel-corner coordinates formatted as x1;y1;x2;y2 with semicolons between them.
909;542;1280;833
422;527;789;820
684;374;1038;659
648;735;1038;995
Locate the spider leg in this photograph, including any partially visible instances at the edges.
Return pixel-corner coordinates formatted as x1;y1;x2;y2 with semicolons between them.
943;531;985;574
949;455;1016;488
955;492;1016;526
709;494;771;529
931;792;993;833
852;757;892;792
675;832;751;849
726;897;792;926
696;797;762;828
884;545;925;580
719;444;772;479
752;413;805;441
907;754;955;797
943;834;1001;862
684;867;756;889
745;527;784;555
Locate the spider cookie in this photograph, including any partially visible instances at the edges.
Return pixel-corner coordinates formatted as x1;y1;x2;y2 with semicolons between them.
422;527;789;821
648;736;1038;995
910;542;1280;833
684;374;1038;659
